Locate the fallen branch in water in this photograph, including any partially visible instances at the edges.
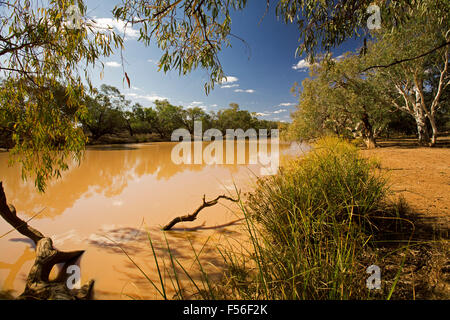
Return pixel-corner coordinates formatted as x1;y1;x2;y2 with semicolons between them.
162;194;239;231
0;181;94;300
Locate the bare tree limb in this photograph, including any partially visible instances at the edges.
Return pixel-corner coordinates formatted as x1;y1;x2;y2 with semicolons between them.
361;40;450;72
162;194;239;231
0;182;44;244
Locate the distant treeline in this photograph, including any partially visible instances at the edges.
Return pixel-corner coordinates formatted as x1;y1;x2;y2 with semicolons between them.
0;83;285;148
82;84;282;142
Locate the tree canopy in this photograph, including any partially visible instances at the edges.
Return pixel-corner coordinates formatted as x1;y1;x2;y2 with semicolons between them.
289;1;449;147
1;0;449;190
112;0;433;91
0;0;122;190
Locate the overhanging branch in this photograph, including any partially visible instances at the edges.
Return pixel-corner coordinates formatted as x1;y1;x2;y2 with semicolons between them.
361;40;450;72
162;194;239;231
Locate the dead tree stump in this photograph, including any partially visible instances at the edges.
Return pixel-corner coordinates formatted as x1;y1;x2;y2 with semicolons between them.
0;182;94;300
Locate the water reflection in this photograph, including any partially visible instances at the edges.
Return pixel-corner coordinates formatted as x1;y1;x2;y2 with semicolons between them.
0;141;291;219
0;140;308;299
0;246;35;291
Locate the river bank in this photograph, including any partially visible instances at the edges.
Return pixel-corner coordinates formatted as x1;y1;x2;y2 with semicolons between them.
0;140;299;299
361;136;450;224
1;137;448;299
207;137;450;300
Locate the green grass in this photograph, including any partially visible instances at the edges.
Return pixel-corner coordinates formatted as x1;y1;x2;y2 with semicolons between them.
122;137;437;300
219;136;388;299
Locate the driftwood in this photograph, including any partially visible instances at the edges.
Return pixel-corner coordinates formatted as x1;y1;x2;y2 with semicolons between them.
162;194;239;231
0;182;94;300
1;180;238;298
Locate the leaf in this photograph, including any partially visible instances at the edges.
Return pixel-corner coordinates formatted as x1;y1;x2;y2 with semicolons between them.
124;72;131;88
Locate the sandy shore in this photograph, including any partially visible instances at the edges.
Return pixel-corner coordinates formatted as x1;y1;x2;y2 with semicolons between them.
361;137;450;228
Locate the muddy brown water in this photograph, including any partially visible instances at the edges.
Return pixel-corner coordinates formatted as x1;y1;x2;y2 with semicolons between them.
0;141;308;299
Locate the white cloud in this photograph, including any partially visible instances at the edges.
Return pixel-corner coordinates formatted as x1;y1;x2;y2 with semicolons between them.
292;59;316;71
187;101;207;110
334;53;347;61
256;112;270;117
221;76;239;84
234;89;255;93
105;61;121;68
125;91;168;102
140;94;168;102
278;102;296;107
273;109;287;114
93;17;139;39
221;84;239;89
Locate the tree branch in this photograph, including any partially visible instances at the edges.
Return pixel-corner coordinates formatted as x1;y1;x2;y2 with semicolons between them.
361;40;450;72
0;182;44;244
0;181;94;299
162;194;239;231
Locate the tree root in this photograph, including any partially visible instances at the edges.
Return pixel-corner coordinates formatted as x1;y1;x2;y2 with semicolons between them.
0;182;94;300
1;181;239;298
162;194;239;231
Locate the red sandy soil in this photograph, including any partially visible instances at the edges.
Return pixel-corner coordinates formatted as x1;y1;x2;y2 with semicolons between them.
360;137;449;299
361;137;450;228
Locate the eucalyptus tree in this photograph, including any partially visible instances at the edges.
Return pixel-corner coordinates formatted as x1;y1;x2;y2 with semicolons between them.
154;99;186;138
326;54;392;148
112;0;429;92
183;106;211;133
131;103;160;134
81;85;130;141
364;1;449;146
214;103;256;134
289;54;390;148
0;0;122;190
0;1;123;299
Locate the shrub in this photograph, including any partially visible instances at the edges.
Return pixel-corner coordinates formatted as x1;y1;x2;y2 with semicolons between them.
227;136;387;299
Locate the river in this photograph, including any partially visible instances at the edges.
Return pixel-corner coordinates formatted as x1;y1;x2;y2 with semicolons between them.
0;140;308;299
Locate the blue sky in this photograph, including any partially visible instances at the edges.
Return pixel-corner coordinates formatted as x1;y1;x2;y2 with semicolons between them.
84;1;364;122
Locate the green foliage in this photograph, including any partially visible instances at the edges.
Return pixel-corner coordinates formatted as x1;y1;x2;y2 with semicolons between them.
0;0;122;191
0;78;88;191
113;0;248;94
214;103;255;133
363;0;449;144
81;85;130;140
233;137;387;299
289;0;449;145
112;0;425;91
76;87;280;141
153;100;187;139
183;106;212;133
288;53;390;146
